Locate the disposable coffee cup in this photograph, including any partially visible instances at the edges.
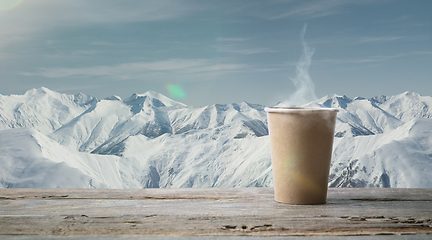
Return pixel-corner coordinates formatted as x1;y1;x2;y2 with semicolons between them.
265;107;339;205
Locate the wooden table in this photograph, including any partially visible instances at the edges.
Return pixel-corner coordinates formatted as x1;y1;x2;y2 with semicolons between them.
0;188;431;238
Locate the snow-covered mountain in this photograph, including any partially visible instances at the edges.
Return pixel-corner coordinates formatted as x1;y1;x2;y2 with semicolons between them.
0;88;431;188
0;128;142;188
308;92;432;187
0;87;96;135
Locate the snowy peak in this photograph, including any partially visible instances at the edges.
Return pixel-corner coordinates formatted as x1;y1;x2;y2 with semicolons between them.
381;92;432;121
0;87;96;134
309;92;432;138
105;95;122;101
51;91;181;154
124;91;186;109
369;95;388;104
167;101;267;139
1;88;432;189
24;87;52;96
400;91;421;98
23;87;97;106
73;92;98;106
320;95;352;109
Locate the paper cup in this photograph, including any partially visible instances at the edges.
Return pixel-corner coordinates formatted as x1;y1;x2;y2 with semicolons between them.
265;107;339;204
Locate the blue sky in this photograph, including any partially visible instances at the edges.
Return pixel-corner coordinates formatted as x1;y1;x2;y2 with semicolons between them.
1;0;431;106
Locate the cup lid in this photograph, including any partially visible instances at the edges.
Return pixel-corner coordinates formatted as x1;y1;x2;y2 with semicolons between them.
265;107;339;113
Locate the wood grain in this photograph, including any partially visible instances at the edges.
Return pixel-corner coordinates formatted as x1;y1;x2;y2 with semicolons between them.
0;188;431;237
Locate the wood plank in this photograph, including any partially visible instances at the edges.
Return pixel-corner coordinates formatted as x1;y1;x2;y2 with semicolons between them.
0;188;431;237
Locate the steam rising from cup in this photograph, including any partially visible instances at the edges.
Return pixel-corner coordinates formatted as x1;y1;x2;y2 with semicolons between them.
278;24;317;107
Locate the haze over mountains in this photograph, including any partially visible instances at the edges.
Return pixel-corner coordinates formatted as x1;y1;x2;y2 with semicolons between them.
1;87;431;188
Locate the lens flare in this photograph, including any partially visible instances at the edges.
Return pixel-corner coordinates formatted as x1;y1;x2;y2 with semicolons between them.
0;0;23;11
280;153;325;197
290;170;325;196
166;84;186;99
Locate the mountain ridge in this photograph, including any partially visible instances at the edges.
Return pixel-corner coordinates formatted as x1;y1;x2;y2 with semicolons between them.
0;87;431;188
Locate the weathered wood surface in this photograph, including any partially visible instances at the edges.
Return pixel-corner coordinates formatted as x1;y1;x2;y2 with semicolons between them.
0;188;431;237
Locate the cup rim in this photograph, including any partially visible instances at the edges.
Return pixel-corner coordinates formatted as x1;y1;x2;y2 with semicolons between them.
265;107;339;113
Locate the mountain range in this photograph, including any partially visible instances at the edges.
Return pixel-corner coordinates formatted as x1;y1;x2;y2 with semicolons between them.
1;87;431;188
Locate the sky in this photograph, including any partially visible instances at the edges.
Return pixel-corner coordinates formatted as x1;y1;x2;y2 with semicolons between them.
0;0;431;106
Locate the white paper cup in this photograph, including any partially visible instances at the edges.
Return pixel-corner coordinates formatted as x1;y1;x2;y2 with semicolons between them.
265;107;339;204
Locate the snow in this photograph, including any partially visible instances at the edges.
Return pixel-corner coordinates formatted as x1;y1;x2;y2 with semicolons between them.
0;128;142;188
330;119;432;187
0;87;431;188
0;87;95;134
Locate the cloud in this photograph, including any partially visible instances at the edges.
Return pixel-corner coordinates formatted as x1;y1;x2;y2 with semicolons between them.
302;35;420;46
357;36;405;44
0;0;204;49
413;51;432;55
52;85;101;92
269;2;344;20
262;0;379;20
21;59;249;80
217;46;278;55
70;50;104;56
215;37;277;55
216;38;249;42
315;51;432;65
316;57;394;65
